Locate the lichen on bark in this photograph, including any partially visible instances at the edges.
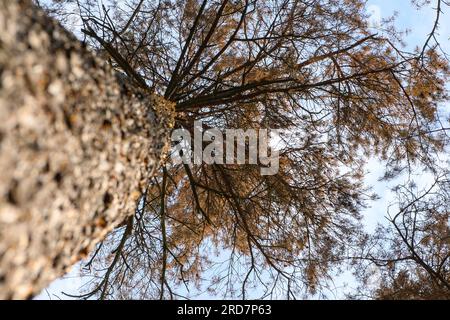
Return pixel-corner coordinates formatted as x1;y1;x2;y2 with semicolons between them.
0;0;174;299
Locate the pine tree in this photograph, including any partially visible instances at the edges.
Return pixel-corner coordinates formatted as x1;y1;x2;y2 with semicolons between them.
1;0;449;299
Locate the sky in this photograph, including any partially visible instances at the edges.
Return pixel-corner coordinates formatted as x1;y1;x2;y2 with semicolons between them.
35;0;450;300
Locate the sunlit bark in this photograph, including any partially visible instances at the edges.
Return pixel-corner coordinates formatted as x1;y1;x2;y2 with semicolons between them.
0;0;174;299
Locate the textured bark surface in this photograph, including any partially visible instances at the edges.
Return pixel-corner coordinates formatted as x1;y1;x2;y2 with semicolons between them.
0;0;174;299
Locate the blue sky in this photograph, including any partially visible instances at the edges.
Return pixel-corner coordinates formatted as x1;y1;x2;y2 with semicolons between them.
35;0;450;300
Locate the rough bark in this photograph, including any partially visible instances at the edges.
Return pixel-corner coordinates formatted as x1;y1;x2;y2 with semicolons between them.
0;0;175;299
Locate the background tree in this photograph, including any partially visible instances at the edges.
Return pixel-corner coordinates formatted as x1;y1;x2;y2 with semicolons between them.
352;172;450;299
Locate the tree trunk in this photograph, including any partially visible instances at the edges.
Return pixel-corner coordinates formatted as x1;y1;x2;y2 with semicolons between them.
0;0;174;299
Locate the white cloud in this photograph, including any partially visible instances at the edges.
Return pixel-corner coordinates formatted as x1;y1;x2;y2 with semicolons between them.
367;4;382;28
